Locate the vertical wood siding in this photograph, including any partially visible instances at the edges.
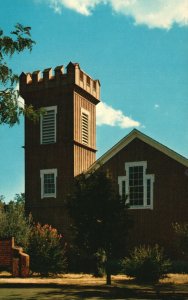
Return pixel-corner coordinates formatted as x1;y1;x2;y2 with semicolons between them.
74;145;96;176
100;138;188;256
73;92;96;176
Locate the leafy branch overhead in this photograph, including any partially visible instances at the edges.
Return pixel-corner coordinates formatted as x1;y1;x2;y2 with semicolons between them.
0;23;43;126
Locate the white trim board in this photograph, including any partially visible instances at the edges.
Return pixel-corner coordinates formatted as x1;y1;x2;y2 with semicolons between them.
87;129;188;172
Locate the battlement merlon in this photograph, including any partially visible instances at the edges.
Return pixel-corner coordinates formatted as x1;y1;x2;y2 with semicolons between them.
19;62;100;101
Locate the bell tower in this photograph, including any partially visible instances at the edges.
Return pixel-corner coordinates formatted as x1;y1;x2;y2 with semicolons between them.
19;62;100;233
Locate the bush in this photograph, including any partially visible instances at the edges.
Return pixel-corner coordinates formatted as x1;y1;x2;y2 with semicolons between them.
122;244;171;283
169;260;188;274
94;250;123;277
173;223;188;259
28;223;67;275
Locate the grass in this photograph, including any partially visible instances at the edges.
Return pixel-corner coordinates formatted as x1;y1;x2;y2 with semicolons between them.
0;273;188;299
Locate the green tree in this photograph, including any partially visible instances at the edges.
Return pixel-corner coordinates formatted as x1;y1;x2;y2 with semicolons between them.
0;193;31;249
28;223;67;275
14;192;25;204
0;195;5;208
173;222;188;259
67;171;131;285
0;194;67;275
0;23;42;126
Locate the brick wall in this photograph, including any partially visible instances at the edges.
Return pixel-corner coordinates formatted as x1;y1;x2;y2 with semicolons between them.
0;237;30;277
0;238;14;269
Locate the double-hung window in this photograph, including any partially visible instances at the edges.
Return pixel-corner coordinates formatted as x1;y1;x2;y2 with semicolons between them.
81;108;90;146
40;169;57;198
118;161;154;209
40;106;57;144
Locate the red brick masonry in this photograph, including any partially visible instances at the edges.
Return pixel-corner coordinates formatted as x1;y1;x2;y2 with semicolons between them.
0;238;29;277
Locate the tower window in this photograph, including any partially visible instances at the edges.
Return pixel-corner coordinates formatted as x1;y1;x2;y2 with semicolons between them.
81;108;90;146
40;169;57;198
40;106;57;144
118;161;154;209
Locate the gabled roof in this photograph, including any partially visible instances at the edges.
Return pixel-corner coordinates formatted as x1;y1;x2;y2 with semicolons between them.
87;129;188;172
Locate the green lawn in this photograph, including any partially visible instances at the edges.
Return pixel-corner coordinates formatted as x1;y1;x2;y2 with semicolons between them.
0;274;187;300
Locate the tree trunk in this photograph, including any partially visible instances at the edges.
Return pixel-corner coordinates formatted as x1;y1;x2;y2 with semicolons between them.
105;259;111;285
106;272;111;285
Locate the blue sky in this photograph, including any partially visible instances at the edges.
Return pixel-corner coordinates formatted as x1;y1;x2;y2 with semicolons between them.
0;0;188;201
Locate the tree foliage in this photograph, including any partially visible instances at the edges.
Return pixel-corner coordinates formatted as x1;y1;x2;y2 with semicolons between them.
0;23;42;126
67;171;131;284
28;223;67;275
0;193;31;249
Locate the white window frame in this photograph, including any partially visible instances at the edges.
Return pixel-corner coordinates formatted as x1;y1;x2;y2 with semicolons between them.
40;169;57;199
118;161;154;209
81;108;90;146
40;106;57;144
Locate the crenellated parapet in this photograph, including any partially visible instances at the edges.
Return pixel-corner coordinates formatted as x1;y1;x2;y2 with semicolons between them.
19;62;100;100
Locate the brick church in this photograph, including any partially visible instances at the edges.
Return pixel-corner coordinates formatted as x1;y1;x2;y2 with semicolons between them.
19;62;188;255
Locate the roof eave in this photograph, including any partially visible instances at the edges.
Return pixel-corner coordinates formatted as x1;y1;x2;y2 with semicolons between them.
87;129;188;173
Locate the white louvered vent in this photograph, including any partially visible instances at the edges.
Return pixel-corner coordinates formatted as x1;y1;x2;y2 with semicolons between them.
81;111;89;145
41;107;57;144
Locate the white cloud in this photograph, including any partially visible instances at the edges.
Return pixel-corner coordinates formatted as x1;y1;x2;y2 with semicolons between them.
15;84;25;108
116;0;188;29
154;104;160;109
96;101;140;128
44;0;188;29
45;0;102;15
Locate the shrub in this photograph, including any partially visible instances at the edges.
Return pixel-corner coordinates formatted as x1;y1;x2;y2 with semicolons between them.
28;223;67;275
122;244;171;283
173;222;188;259
93;249;106;277
169;260;188;274
94;250;123;277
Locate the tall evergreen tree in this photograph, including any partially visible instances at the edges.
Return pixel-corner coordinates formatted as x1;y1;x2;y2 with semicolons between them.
67;171;132;284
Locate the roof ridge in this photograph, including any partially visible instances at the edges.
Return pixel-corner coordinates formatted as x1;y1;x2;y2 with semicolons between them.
87;129;188;173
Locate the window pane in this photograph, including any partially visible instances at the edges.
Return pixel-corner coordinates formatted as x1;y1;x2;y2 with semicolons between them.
122;180;126;198
147;179;151;205
44;173;55;194
129;166;143;206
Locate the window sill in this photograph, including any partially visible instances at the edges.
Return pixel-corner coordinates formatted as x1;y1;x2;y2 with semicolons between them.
40;142;56;145
129;205;153;210
41;194;56;199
